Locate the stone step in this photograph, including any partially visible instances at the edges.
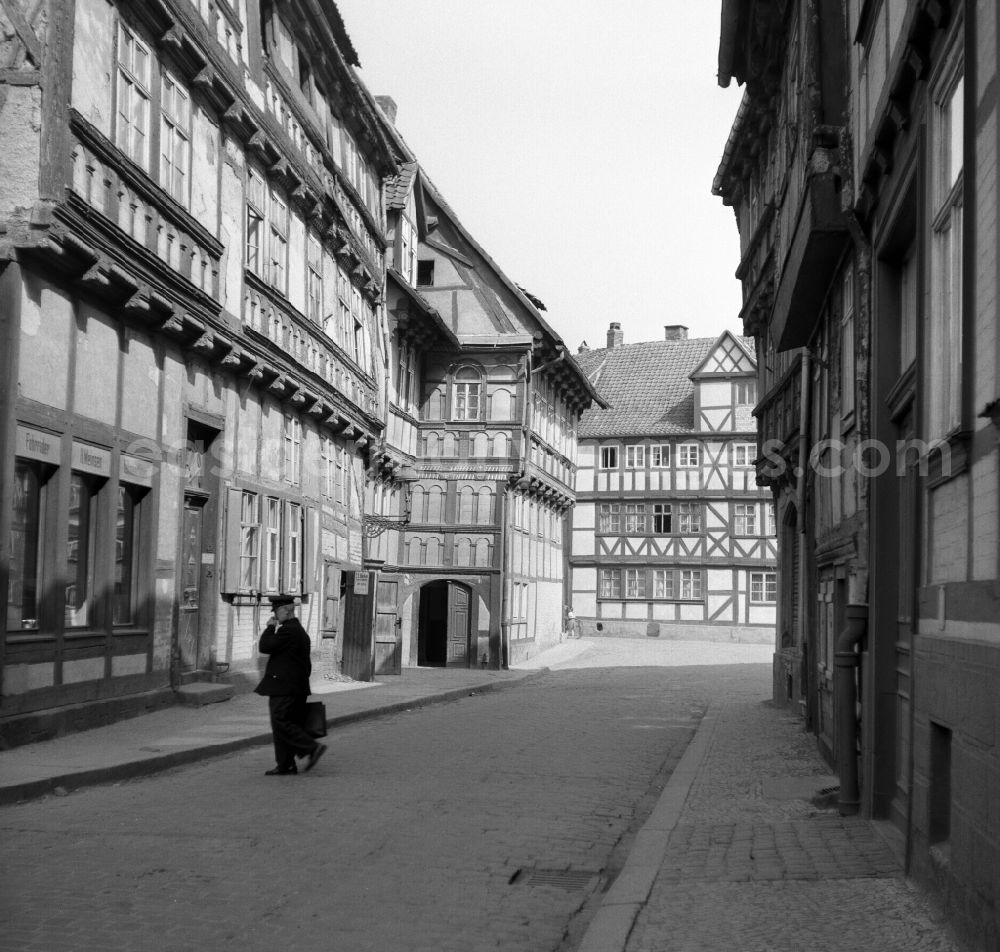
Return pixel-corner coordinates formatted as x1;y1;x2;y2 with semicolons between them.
175;682;236;707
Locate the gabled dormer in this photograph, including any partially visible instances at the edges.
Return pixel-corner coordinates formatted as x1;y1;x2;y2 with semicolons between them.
689;330;757;433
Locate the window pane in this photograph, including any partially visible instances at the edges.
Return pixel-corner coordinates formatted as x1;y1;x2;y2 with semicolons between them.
8;460;43;631
66;474;98;627
113;485;142;624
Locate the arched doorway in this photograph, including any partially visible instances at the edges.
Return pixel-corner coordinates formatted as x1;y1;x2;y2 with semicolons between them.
418;580;471;667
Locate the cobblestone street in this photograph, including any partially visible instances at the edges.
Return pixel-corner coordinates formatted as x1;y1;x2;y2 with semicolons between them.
1;641;731;952
0;640;972;952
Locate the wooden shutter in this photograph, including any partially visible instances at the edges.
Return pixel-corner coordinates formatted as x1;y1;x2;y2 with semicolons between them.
321;562;340;634
221;487;244;594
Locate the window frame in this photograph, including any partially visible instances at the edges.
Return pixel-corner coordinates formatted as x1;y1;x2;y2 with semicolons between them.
750;571;777;603
599;445;619;470
159;66;192;207
115;20;152;171
678;443;700;467
625;445;646;469
650;444;670;468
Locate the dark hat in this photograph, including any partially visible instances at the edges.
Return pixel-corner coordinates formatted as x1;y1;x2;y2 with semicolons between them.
269;595;295;607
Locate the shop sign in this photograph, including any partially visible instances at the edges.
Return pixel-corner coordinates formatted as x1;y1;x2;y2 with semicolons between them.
16;425;60;464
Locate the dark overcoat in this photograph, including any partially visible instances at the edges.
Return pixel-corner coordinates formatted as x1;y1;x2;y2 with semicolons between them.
254;617;312;697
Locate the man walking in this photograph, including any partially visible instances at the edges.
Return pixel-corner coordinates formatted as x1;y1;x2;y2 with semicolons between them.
255;595;327;776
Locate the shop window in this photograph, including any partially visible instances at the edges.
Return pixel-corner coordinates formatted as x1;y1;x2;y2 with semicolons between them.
66;473;101;627
113;484;146;625
7;459;46;632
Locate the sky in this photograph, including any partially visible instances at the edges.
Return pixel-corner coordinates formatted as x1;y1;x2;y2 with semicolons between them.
335;1;745;352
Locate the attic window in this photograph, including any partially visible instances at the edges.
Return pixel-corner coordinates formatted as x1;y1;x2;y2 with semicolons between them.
416;260;435;287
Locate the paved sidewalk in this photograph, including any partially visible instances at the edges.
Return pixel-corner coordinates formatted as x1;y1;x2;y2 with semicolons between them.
578;673;970;952
0;643;590;806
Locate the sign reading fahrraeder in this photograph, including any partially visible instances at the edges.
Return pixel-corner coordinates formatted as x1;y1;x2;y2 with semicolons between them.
16;425;60;464
72;440;111;477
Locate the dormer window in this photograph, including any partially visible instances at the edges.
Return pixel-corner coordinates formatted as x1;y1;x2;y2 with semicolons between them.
417;260;435;287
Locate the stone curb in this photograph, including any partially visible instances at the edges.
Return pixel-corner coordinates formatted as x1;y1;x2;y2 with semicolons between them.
0;668;549;807
576;705;722;952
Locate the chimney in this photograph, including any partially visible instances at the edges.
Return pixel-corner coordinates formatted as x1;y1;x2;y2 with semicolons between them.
607;322;624;349
664;324;688;341
376;95;398;124
578;340;589;353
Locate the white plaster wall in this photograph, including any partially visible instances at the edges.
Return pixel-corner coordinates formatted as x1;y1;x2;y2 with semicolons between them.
288;209;306;315
698;380;731;405
121;329;159;438
0;87;42;218
236;392;260;476
71;0;114;134
74;302;119;425
19;276;72;410
261;399;283;481
220;139;245;314
191;108;221;239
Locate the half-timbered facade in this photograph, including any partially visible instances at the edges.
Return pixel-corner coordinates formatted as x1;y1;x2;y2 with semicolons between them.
569;324;776;637
716;1;1000;944
0;0;399;743
330;99;604;674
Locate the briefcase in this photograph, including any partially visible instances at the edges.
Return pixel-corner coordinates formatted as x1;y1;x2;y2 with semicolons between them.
304;700;327;738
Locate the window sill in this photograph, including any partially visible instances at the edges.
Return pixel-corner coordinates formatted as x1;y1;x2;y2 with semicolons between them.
925;429;971;489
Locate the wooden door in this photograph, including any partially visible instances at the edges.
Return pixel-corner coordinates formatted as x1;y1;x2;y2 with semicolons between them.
341;570;375;681
178;497;209;671
446;583;470;667
373;578;401;675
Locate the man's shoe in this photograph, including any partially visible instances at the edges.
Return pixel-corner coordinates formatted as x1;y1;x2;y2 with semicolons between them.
264;765;298;775
303;743;327;772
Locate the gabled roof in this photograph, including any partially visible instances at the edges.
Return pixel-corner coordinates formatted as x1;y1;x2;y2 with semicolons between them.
577;337;729;439
689;329;756;378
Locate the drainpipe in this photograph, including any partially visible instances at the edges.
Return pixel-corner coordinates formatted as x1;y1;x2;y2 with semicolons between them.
835;603;868;815
796;348;811;720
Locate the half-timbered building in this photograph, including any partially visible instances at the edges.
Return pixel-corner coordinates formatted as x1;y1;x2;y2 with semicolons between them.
374;102;604;669
716;1;1000;944
0;0;399;743
569;324;776;638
